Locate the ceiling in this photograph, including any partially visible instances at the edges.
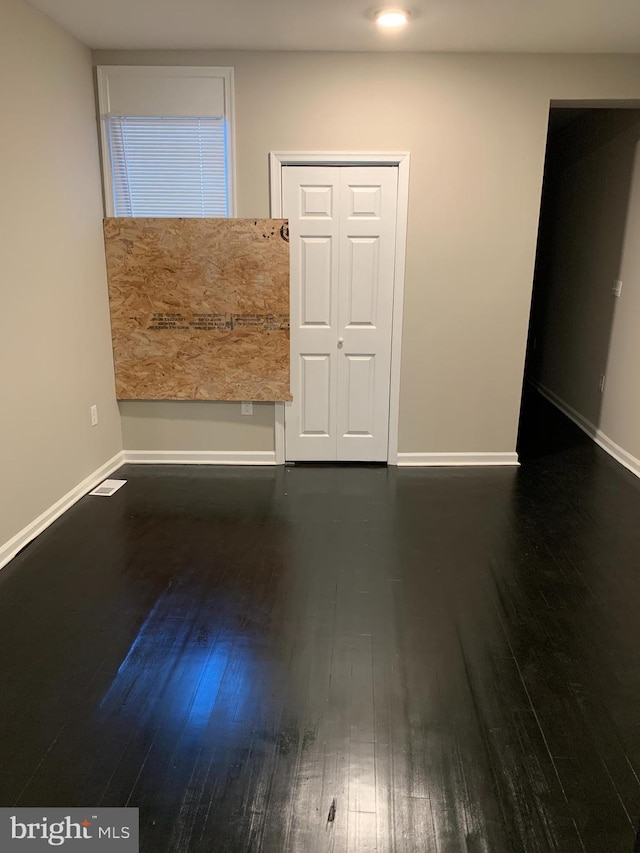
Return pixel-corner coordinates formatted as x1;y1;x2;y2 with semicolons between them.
27;0;640;53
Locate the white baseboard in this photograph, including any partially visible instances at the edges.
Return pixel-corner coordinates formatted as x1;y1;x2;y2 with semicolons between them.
531;380;640;479
0;451;125;572
396;452;520;467
123;450;278;465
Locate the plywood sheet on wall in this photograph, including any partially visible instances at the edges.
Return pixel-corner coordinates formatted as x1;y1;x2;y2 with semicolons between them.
103;218;291;401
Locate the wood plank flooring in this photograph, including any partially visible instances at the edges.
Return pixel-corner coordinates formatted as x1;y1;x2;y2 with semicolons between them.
1;389;640;851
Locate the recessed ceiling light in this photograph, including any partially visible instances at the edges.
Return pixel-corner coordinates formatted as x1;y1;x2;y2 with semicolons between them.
376;9;409;28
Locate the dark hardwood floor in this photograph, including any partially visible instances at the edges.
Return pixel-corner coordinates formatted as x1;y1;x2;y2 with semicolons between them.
2;389;640;851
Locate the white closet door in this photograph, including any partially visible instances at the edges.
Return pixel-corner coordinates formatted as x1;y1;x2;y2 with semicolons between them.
283;166;398;462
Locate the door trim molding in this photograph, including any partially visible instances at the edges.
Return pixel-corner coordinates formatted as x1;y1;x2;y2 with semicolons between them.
269;151;410;465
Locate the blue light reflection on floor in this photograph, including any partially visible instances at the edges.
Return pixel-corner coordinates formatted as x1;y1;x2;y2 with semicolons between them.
99;584;256;735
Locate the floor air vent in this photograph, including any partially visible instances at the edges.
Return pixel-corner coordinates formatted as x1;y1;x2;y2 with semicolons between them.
89;479;127;497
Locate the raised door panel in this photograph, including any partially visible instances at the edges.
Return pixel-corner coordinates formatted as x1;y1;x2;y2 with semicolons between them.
299;184;334;218
299;354;332;437
343;355;376;437
347;184;382;219
300;237;332;328
346;237;379;328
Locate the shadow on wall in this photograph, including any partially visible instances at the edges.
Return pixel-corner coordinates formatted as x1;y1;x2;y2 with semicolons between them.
519;107;640;456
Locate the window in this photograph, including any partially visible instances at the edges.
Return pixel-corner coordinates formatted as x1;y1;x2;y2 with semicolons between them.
105;116;228;217
96;66;235;217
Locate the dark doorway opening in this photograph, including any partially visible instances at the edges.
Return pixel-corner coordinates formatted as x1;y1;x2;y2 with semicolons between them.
517;106;640;462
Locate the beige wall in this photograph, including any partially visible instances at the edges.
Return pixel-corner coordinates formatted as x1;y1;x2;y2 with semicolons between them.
120;401;275;451
1;0;122;549
531;109;640;463
93;50;640;455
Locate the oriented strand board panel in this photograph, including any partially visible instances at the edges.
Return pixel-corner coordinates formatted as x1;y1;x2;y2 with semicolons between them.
104;218;291;401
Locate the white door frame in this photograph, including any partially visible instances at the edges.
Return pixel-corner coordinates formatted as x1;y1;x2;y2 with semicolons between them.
269;151;410;465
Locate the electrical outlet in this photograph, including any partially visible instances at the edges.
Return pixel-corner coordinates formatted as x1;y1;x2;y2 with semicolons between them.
241;401;253;416
90;405;98;427
599;375;606;393
612;279;623;298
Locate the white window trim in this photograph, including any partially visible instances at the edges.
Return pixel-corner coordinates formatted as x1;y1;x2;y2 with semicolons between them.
269;151;410;466
96;66;236;217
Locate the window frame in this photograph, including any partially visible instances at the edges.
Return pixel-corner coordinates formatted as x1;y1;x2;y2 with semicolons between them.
96;65;236;218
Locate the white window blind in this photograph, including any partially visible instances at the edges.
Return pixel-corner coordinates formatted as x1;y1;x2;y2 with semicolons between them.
105;116;229;217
